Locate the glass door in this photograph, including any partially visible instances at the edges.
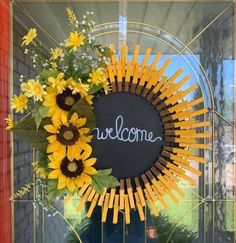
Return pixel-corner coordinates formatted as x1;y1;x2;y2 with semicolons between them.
11;1;235;243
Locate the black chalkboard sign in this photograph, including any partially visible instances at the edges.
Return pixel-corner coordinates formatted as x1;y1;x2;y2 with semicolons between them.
91;92;164;180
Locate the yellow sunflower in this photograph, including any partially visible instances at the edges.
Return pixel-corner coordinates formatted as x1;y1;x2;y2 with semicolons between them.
22;28;37;46
11;94;28;113
43;84;81;122
44;112;93;162
48;149;97;192
66;31;85;52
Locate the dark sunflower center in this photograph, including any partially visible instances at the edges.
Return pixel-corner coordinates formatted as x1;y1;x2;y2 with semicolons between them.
56;88;81;111
60;157;84;178
57;124;79;145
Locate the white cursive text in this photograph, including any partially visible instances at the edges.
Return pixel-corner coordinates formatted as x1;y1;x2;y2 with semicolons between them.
93;115;162;143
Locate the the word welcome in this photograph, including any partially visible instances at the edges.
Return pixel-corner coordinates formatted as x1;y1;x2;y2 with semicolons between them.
93;115;163;143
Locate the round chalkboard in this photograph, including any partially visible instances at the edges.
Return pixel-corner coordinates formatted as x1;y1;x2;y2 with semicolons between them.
71;45;208;224
91;92;164;179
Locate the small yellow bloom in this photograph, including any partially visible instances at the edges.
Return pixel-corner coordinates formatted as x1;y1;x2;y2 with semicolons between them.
5;115;14;130
68;79;89;97
32;162;47;179
88;68;106;86
22;28;37;46
50;62;58;70
21;79;47;101
21;79;34;96
48;73;67;94
11;94;28;113
66;7;77;24
50;47;63;60
66;31;85;52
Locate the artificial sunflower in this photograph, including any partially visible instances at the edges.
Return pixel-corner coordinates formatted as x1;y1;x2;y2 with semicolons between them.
22;28;37;46
66;31;85;51
43;85;81;122
11;94;28;113
48;148;97;191
5;115;14;130
44;112;92;162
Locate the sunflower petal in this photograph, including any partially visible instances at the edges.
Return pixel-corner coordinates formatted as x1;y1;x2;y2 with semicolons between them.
67;179;76;192
47;135;57;143
80;144;92;160
52;118;62;128
44;124;58;134
80;173;92;184
54;145;66;161
79;128;90;135
48;160;60;169
75;118;86;128
71;144;82;160
69;112;79;124
84;166;97;175
57;175;66;189
84;158;96;167
47;142;60;153
75;177;84;188
67;146;74;161
61;112;68;124
48;169;61;179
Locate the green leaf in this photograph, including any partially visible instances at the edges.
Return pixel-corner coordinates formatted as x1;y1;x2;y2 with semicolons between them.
12;114;49;152
39;106;48;117
47;179;65;202
38;152;49;169
92;169;120;194
39;70;59;83
88;84;103;94
69;98;96;130
32;103;48;129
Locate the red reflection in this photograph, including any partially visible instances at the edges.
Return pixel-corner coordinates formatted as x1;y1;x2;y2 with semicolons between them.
0;0;12;242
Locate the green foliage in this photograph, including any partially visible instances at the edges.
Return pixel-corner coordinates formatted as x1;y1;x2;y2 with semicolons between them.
69;98;96;130
12;114;49;152
88;84;103;94
150;211;198;243
66;217;91;243
92;169;120;194
37;152;49;170
31;102;48;129
39;70;59;83
47;179;65;203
